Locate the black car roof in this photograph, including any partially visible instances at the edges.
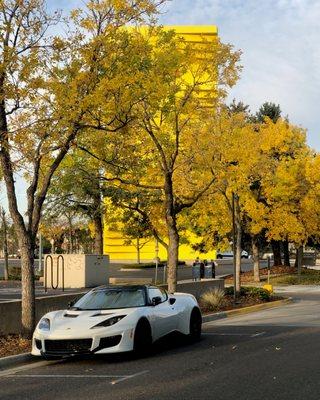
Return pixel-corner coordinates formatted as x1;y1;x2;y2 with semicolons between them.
91;284;151;291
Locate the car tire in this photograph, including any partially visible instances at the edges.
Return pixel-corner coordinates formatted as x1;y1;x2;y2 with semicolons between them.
189;308;202;342
133;318;152;356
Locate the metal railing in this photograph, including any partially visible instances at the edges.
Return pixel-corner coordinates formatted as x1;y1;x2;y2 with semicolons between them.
44;255;65;292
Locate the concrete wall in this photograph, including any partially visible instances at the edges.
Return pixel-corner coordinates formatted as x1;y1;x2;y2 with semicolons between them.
44;254;109;289
0;292;85;336
162;279;225;300
0;279;224;335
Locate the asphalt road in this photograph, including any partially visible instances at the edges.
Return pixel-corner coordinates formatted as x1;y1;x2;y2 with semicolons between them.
1;288;320;400
0;259;268;301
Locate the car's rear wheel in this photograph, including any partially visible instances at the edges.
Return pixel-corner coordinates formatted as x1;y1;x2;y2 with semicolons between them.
133;318;152;356
189;308;202;342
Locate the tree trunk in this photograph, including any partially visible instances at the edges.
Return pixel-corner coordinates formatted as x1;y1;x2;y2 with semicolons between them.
20;236;36;338
252;235;260;282
67;216;73;253
234;195;241;293
93;214;103;255
295;246;303;275
1;209;9;281
167;223;179;293
271;240;282;266
283;239;290;266
137;237;140;264
164;173;179;294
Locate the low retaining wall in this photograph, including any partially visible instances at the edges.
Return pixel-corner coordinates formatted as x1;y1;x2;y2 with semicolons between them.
162;279;225;300
0;292;84;336
0;279;224;335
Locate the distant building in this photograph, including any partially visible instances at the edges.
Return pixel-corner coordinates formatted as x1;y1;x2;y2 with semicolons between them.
103;26;218;263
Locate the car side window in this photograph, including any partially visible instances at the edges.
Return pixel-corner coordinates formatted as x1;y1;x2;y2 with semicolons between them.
148;288;168;304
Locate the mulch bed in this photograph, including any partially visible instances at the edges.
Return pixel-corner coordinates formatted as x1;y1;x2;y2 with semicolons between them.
0;335;31;358
225;265;296;284
201;294;279;314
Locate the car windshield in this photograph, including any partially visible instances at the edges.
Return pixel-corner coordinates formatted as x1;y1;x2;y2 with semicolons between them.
72;288;147;310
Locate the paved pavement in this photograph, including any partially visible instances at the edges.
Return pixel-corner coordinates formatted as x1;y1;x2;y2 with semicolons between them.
1;287;320;400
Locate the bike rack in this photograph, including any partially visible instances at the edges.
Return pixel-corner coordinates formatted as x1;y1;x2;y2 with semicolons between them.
44;255;65;292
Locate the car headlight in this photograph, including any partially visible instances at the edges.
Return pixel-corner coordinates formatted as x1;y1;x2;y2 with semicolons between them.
38;318;50;331
91;315;126;329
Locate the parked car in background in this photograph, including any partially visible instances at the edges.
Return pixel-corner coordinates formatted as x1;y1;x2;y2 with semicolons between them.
216;250;250;259
262;252;274;260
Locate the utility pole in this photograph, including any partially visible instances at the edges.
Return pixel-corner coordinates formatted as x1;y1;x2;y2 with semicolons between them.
1;207;9;281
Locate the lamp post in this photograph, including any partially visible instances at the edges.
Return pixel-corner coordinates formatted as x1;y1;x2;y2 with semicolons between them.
232;192;237;303
155;239;159;284
38;232;43;274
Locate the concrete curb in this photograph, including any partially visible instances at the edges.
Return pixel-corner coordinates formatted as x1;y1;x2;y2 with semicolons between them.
203;297;293;323
0;352;36;371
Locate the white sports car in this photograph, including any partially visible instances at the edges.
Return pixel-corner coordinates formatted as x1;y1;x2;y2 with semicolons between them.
32;285;202;357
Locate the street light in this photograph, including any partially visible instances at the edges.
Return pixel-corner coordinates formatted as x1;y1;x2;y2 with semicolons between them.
154;239;159;284
232;192;237;304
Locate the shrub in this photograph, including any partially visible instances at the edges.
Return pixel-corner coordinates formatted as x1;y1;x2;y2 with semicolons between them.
224;286;270;301
201;288;225;311
244;287;271;301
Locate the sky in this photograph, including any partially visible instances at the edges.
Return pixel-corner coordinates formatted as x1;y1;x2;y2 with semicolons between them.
1;0;319;214
51;0;320;149
158;0;320;150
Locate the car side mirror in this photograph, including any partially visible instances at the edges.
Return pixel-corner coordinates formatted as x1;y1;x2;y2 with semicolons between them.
152;296;162;306
68;300;75;309
169;298;176;305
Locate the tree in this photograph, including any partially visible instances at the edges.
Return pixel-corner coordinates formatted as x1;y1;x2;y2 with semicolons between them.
82;27;241;292
0;207;9;280
0;0;165;336
178;110;261;292
118;208;152;264
255;102;281;123
47;151;105;254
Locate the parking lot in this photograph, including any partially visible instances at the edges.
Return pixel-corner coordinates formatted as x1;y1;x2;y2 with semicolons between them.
2;291;320;400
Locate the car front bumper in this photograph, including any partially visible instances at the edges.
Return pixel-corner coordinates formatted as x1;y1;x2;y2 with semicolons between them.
32;327;135;356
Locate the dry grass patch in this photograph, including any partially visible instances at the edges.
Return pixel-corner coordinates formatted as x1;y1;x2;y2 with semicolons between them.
200;288;225;312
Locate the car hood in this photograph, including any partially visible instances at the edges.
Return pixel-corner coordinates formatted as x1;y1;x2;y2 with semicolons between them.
43;308;137;333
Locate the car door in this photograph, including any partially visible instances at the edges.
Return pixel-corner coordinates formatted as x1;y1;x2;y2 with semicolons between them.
148;287;176;340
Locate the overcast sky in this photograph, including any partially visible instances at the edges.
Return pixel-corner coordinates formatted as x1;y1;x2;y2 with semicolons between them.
1;0;319;213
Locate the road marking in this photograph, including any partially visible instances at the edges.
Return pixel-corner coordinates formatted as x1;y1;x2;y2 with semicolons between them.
0;360;65;377
0;370;149;385
111;370;149;385
251;331;266;337
202;332;266;337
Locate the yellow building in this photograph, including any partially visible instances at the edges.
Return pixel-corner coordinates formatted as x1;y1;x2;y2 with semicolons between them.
104;26;218;263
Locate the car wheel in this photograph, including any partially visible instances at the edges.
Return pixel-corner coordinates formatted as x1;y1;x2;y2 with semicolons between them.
189;308;202;342
133;318;152;356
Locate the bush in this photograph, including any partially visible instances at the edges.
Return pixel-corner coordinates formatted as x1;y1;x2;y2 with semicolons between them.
224;286;270;301
244;287;271;301
200;288;225;311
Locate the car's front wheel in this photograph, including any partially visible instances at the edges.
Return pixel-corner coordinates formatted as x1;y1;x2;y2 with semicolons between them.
133;318;152;355
189;308;202;342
